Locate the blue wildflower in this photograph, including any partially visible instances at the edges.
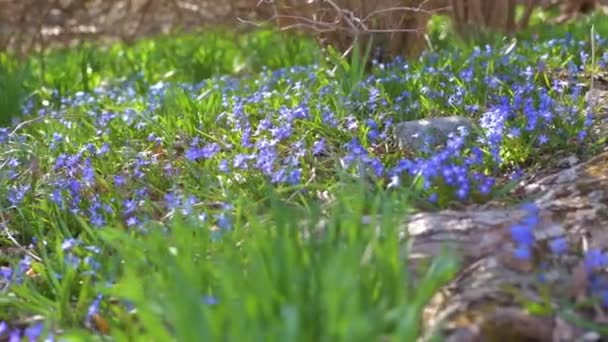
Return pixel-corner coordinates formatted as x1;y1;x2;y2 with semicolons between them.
511;223;535;246
50;133;63;150
85;295;103;329
113;175;126;186
24;322;44;342
538;134;549;145
216;213;232;230
233;154;250;170
513;244;532;260
202;295;218;305
287;168;302;185
7;184;30;207
218;159;230;173
185;143;220;161
64;253;81;268
601;290;608;308
0;128;8;144
181;195;197;215
585;249;608;271
61;238;79;251
122;199;138;216
548;237;568;255
9;329;20;342
82;158;95;185
126;216;139;227
164;192;181;210
271;123;293;141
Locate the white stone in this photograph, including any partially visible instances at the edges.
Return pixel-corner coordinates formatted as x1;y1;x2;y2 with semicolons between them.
393;116;475;153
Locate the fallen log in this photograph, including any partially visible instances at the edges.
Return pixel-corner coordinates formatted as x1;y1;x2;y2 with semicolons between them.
403;150;608;340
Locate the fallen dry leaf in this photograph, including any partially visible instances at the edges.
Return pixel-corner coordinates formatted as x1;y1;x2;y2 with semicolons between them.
91;313;111;334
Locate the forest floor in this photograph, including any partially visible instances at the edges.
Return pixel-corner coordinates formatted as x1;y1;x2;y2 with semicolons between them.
1;11;608;342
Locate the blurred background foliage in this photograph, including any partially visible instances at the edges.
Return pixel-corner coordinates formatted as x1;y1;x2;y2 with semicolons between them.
0;0;606;59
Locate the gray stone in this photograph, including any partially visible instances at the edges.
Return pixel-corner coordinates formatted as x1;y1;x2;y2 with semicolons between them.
393;116;475;154
584;88;608;119
584;89;608;139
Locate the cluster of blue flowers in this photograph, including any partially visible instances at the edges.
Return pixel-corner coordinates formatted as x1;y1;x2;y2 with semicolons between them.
510;203;608;307
5;41;602;222
0;321;46;342
0;37;603;241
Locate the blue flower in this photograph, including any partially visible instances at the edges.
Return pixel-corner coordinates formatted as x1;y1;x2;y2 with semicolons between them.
61;238;79;251
164;192;181;210
122;199;138;216
85;295;103;328
7;184;30;207
510;224;535;246
84;256;101;273
185;143;220;161
24;322;44;342
126;216;139;227
50;133;63;150
548;237;568;255
601;290;608;308
0;128;8;144
521;202;539;217
89;210;106;227
216;213;232;231
538;134;549;145
577;130;587;141
312;138;326;156
82;158;95;185
456;186;469;200
202;295;218;305
64;253;81;268
233;154;250;170
9;329;20;342
181;196;197;215
113;175;126;186
513;244;532;260
287;168;302;185
585;249;608;271
97;143;110;156
271;123;293;141
218;159;230;173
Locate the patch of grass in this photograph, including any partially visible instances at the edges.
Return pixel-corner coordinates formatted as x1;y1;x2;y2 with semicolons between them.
0;55;32;127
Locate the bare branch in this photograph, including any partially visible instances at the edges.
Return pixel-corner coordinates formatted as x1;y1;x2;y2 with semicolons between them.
362;5;451;23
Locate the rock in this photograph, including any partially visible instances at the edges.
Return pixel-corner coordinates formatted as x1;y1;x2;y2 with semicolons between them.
584;88;608;118
557;155;580;168
584;89;608;139
393;116;475;154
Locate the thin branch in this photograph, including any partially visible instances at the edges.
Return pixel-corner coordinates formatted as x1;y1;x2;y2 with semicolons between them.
361;5;451;23
0;210;42;263
9;116;44;137
250;0;438;37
